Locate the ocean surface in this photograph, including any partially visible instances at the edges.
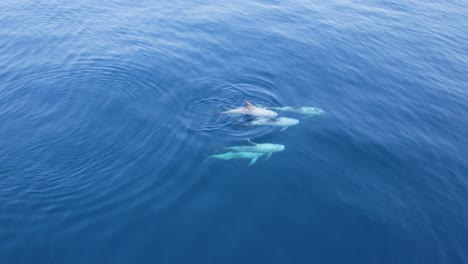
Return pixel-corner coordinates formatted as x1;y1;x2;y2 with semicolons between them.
1;0;467;263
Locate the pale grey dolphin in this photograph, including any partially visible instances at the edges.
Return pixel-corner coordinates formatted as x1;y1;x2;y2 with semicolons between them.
207;151;266;166
209;140;284;164
223;101;278;117
272;106;325;115
224;140;285;154
249;117;299;131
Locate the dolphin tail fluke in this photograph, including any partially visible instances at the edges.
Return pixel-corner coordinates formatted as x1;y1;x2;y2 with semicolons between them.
249;157;259;166
215;112;224;122
203;153;212;164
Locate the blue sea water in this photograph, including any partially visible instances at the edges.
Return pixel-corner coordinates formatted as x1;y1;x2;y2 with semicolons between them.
1;0;467;263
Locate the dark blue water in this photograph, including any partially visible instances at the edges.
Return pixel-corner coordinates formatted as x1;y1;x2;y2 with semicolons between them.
1;0;467;263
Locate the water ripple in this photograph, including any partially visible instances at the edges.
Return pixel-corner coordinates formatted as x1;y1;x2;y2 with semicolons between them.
0;57;183;220
182;77;284;140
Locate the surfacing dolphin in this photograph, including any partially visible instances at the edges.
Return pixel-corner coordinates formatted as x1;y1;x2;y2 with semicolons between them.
223;101;278;117
249;117;299;131
272;106;325;116
207;151;266;166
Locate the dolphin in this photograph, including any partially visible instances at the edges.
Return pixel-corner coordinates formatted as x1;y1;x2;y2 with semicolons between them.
224;139;285;154
223;101;278;117
207;151;266;166
272;106;325;115
249;117;299;131
207;140;285;165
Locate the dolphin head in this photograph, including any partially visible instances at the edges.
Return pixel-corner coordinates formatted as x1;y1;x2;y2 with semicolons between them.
265;110;278;117
268;144;285;152
278;117;299;126
300;107;325;115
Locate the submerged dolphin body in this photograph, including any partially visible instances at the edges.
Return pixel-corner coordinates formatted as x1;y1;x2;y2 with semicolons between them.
208;151;266;166
208;140;285;165
225;140;285;153
249;117;299;131
273;106;325;116
223;101;278;118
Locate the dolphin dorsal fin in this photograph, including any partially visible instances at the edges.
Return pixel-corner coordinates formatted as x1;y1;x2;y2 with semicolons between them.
245;101;255;110
246;139;256;146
